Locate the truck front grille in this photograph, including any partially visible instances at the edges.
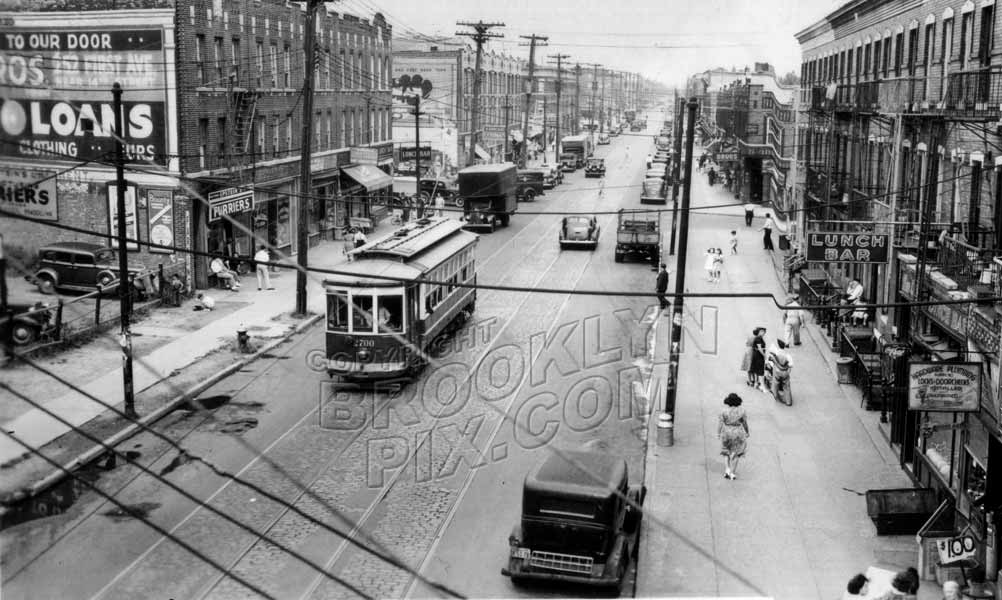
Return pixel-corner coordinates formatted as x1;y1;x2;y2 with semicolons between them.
529;550;593;575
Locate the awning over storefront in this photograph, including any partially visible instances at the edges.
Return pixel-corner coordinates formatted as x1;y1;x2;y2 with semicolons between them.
475;145;490;160
342;164;392;191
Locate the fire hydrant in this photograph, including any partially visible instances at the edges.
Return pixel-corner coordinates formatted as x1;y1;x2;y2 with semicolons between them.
236;327;254;354
656;413;674;447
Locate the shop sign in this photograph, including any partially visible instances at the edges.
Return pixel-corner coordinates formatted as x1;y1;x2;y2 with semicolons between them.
146;189;173;254
107;182;138;251
350;147;378;165
908;362;982;412
310;153;340;173
208;187;254;222
0;27;169;165
716;152;738;162
806;231;889;263
399;146;433;161
968;311;1000;354
375;143;394;161
922;302;969;340
936;535;978;564
1;165;57;220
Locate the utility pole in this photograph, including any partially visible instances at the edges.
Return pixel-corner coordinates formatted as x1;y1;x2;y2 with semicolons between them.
295;0;320;316
503;97;511;161
542;95;548;163
111;83;137;420
412;94;423;204
519;34;548;167
456;21;505;166
669;94;685;255
548;53;570;158
573;64;582;135
598;68;605;134
583;63;601;136
663;99;698;417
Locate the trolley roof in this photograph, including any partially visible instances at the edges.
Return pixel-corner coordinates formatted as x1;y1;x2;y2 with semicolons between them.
354;217;469;260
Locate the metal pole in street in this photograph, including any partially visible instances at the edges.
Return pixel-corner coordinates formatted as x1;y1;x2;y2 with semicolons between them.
111;83;137;420
295;0;320;316
663;99;698;417
413;94;422;205
669;95;685;255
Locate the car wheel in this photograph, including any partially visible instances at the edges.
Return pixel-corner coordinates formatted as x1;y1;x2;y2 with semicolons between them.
524;189;536;202
98;273;115;289
12;323;38;346
454;197;465;208
36;275;55;295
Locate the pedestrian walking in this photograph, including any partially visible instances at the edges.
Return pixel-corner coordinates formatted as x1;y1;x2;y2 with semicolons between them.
760;212;775;250
656;263;669;310
718;393;749;480
712;248;724;282
646;153;653;169
254;245;275;291
744;327;767;388
353;228;368;249
435;193;445;217
708;167;717;186
704;248;716;282
783;297;804;346
729;230;738;255
743;202;755;227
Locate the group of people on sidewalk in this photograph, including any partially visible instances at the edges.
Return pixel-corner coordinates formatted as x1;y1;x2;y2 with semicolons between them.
196;245;276;311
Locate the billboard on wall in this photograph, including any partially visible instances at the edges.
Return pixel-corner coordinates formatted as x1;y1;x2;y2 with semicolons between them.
0;164;58;220
0;27;169;165
392;59;456;124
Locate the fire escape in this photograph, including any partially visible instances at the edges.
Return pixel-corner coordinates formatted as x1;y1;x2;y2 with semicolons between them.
225;68;259;182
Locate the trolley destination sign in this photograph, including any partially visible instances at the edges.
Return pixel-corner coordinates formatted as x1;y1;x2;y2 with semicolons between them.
806;231;889;263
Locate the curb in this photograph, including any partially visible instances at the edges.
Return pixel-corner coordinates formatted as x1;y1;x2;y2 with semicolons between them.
2;313;323;507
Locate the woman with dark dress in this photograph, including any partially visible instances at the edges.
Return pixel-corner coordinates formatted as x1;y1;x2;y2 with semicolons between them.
747;327;767;389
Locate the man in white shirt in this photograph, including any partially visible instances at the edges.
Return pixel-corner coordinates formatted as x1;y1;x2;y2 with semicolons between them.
434;194;445;217
209;257;240;290
353;228;368;248
254;245;274;291
759;213;776;251
783;298;804;346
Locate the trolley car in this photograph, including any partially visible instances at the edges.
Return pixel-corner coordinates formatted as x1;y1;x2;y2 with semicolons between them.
323;217;478;381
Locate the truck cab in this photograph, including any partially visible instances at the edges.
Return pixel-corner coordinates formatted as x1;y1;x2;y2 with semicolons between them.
458;163;518;232
502;450;645;591
559;153;579;172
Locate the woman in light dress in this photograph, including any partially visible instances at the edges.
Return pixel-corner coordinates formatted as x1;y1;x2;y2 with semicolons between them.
718;393;749;480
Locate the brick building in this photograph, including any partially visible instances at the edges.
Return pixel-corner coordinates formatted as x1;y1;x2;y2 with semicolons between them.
796;0;1002;579
686;65;798;210
0;0;393;290
392;37;525;171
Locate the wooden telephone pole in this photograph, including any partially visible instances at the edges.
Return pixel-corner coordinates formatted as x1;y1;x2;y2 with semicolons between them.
573;64;582;135
548;53;570;159
456;21;505;166
582;63;601;136
519;34;548;167
295;0;321;316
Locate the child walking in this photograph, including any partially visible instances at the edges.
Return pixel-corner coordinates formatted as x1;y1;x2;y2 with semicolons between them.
712;248;724;282
729;231;738;255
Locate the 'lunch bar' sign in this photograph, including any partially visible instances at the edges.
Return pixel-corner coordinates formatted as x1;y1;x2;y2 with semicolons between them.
806;231;889;263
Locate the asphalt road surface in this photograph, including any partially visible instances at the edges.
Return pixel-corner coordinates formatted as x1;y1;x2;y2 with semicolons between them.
1;116;668;600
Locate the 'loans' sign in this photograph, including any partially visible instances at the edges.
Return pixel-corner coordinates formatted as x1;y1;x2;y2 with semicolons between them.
806;231;889;263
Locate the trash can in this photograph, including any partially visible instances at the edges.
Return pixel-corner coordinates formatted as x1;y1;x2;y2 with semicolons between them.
656;413;674;447
836;357;853;384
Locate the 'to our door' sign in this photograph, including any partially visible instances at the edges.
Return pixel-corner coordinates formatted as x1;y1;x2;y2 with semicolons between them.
806;231;889;263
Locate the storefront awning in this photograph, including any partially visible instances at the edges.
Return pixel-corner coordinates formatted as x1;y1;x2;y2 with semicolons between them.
342;165;392;191
475;145;490;160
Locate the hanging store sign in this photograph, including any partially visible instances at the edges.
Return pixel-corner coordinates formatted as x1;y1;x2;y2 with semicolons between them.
715;152;738;162
0;27;169;165
1;165;57;220
806;231;890;263
350;147;378;165
908;362;982;412
399;146;433;161
208;187;254;222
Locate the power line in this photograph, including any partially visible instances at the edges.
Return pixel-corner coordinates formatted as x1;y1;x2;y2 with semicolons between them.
0;416;278;600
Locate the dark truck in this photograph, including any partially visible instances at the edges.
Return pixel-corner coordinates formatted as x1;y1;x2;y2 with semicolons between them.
614;208;660;264
459;163;517;232
560;134;592;170
515;169;546;202
502;450;645;591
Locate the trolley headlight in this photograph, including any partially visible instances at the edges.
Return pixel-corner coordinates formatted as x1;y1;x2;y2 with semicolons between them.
357;350;371;362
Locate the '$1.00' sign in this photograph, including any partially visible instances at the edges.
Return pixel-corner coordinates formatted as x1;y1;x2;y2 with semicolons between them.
936;535;977;564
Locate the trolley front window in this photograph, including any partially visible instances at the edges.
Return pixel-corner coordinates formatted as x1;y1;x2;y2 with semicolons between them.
327;293;349;332
352;295;374;332
377;294;403;333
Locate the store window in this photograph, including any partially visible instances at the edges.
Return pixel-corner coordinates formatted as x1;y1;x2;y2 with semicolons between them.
920;412;964;490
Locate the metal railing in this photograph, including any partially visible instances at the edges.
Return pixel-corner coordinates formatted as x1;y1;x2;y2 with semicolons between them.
936;234;1000;290
877;76;925;113
942;66;1002;115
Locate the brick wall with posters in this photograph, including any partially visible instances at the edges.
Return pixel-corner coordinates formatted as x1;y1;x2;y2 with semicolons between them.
0;3;188;283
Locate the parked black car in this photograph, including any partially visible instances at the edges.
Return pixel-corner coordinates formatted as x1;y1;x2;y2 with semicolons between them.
1;302;56;346
515;169;546;201
29;242;148;294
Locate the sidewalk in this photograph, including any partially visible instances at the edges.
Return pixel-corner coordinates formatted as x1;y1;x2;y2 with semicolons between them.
637;149;938;599
0;219;399;501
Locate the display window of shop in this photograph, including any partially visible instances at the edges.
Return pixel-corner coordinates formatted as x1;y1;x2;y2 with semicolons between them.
960;424;989;523
208;212;254;261
918;411;965;492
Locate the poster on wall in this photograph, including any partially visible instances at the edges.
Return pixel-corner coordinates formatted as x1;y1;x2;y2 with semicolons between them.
908;362;982;412
107;183;139;251
146;189;174;254
0;165;58;220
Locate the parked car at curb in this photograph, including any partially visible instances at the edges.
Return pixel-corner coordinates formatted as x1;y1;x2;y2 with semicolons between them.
559;215;600;250
28;242;147;294
0;301;56;346
597;133;611;145
501;450;645;592
515;169;546;202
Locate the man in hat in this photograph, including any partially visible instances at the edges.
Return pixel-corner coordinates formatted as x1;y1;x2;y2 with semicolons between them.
656;263;670;311
783;297;804;346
